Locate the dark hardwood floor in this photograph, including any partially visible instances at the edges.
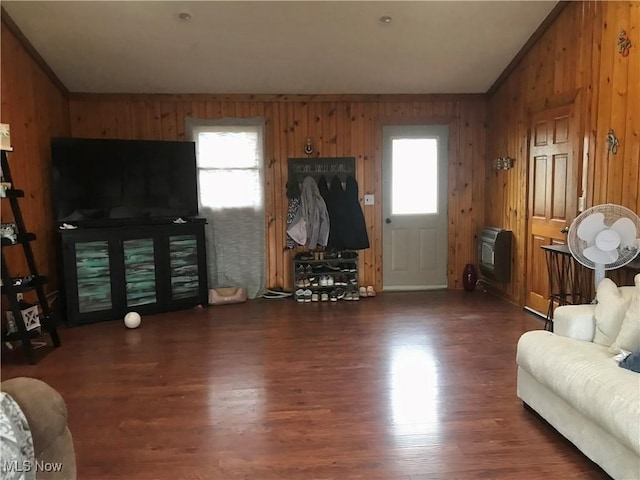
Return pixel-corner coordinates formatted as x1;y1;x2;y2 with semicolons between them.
2;291;609;479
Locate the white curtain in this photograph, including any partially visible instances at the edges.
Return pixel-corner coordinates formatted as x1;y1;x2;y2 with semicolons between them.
187;117;266;299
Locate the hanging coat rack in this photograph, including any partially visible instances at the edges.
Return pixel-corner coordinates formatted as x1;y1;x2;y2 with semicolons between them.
287;157;356;190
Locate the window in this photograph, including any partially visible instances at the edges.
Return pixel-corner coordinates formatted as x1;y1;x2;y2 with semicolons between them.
391;138;438;215
187;118;266;299
192;125;264;210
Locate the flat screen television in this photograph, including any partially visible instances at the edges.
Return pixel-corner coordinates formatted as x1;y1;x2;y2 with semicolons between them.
51;137;199;226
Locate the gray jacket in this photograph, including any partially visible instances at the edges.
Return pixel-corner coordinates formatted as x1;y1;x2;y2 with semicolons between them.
299;176;330;249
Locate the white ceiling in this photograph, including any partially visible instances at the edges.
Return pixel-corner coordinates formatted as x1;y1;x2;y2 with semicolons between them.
3;1;557;95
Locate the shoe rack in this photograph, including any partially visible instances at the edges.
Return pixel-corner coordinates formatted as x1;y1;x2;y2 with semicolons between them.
292;252;360;302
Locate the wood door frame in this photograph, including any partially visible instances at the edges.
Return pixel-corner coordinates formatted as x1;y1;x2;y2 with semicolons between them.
376;115;456;288
381;124;450;290
523;94;584;309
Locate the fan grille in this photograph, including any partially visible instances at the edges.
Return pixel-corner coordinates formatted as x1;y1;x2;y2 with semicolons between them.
568;203;640;270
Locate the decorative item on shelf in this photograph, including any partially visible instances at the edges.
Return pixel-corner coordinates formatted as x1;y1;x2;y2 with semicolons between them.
303;137;315;156
617;29;632;57
494;156;514;170
0;123;11;151
6;302;41;334
462;263;477;292
0;222;18;243
606;129;619;155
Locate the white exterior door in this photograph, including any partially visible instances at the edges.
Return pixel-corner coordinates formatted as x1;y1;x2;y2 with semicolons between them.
382;125;449;290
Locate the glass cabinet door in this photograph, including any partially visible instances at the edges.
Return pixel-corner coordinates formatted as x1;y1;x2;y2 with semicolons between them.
123;238;157;307
169;234;199;299
75;241;112;313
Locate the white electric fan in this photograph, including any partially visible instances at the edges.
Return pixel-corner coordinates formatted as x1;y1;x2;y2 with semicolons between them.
567;203;640;288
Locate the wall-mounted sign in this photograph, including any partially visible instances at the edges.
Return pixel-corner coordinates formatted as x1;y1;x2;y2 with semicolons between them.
288;157;356;187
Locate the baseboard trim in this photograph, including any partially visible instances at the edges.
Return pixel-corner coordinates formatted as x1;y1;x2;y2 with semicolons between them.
524;306;548;319
383;285;447;292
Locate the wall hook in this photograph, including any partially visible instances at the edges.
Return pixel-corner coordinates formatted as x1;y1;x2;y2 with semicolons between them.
606;129;619;155
303;137;315;156
618;30;632;57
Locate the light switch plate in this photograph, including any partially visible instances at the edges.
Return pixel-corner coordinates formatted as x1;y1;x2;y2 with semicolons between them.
364;194;375;205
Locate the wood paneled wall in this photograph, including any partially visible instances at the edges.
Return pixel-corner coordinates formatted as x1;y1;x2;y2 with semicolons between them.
486;1;640;304
0;22;70;291
68;94;487;292
14;1;636;302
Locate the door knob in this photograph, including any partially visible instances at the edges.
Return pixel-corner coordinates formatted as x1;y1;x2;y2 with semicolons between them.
385;218;391;224
560;227;569;234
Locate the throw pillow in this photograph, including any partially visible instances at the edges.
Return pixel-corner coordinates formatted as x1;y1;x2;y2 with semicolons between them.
619;349;640;373
593;278;633;346
610;274;640;354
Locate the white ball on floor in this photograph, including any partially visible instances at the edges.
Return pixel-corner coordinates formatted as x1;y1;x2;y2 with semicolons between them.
124;312;141;329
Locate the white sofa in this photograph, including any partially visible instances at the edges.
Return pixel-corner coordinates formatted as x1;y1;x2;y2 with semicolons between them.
516;275;640;480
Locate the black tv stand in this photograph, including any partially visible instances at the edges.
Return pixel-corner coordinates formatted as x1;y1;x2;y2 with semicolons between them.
58;221;208;326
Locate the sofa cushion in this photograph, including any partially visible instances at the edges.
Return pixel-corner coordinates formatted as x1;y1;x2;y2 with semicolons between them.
594;278;634;347
517;330;640;455
610;274;640;354
0;378;68;454
553;304;596;341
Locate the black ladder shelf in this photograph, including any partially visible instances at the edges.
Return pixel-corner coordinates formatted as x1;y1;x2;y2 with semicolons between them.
1;148;60;363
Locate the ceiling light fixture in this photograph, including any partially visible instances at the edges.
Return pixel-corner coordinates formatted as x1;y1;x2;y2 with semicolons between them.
178;12;192;21
379;15;392;24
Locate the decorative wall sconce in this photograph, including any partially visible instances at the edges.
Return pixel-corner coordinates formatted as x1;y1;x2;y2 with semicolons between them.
494;156;514;170
618;30;632;57
303;137;315;156
606;129;619;155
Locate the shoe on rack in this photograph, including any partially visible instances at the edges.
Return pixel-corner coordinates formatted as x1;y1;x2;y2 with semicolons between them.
335;288;346;300
263;289;293;299
295;289;305;303
295;276;305;288
324;263;341;271
319;275;328;287
321;292;329;302
304;289;312;302
311;292;319;302
309;276;318;287
329;290;338;302
344;291;353;301
327;275;334;287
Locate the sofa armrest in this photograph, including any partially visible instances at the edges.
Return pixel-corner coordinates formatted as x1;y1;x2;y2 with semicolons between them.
553;304;596;341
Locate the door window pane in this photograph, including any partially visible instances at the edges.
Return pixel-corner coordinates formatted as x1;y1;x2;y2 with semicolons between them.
392;138;438;215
